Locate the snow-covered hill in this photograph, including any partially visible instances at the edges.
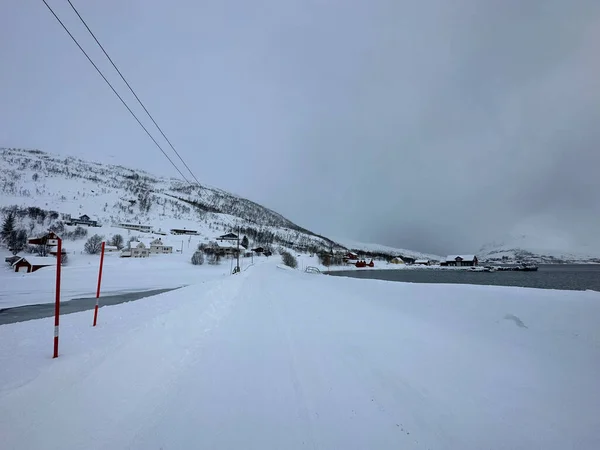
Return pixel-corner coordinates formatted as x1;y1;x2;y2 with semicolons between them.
0;147;341;252
0;148;433;259
479;234;600;264
331;236;441;261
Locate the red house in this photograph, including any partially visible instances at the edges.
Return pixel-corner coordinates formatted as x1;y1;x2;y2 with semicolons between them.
13;256;54;273
28;231;61;247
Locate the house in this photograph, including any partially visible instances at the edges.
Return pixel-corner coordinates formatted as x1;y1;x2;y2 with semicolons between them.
390;257;405;264
104;245;119;253
118;223;153;233
28;231;61;247
218;233;239;241
145;238;173;254
65;214;99;227
343;252;359;263
442;255;478;267
121;241;150;258
414;259;430;265
170;228;198;235
13;256;54;273
212;240;241;256
400;256;416;264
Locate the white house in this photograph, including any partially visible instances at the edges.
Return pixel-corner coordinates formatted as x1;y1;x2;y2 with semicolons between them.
143;238;173;254
104;245;119;253
121;241;150;258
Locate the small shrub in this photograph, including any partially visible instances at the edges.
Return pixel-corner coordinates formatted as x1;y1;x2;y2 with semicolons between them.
281;250;298;269
191;251;204;265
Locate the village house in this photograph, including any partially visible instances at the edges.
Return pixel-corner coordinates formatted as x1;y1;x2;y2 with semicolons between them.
442;255;478;267
12;256;55;273
104;245;119;253
118;223;153;233
144;238;173;254
120;241;150;258
28;231;60;247
343;252;359;263
170;228;198;235
414;259;431;265
211;240;241;256
218;233;239;241
390;256;405;264
64;214;99;227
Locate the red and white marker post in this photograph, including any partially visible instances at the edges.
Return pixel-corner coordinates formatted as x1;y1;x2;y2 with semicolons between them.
93;241;106;327
53;238;62;358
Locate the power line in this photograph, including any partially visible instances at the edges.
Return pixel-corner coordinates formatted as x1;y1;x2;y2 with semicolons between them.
42;0;191;184
65;0;203;187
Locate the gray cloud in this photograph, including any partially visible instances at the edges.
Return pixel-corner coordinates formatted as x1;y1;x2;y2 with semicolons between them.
1;0;599;254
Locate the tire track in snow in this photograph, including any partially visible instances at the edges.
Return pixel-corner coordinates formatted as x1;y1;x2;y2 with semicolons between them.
265;271;319;450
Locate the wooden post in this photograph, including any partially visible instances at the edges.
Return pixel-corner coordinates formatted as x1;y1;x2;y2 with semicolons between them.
93;241;105;326
53;238;62;358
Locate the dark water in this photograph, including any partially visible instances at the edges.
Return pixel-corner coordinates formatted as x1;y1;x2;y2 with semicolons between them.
0;287;181;325
329;265;600;292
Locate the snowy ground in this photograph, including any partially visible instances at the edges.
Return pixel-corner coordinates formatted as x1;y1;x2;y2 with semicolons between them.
1;262;599;449
0;243;251;309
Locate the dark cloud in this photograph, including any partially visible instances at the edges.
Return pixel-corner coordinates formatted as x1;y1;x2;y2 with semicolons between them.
1;0;599;254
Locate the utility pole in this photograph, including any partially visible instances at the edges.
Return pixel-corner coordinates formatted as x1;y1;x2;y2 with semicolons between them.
235;225;240;273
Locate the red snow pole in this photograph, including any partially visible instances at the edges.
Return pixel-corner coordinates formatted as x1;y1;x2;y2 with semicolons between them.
53;238;62;358
93;241;106;327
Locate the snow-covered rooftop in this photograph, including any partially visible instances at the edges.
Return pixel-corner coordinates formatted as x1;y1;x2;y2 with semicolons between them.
14;256;56;267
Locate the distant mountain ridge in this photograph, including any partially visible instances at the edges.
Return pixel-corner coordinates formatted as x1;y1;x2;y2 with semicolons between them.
479;235;600;264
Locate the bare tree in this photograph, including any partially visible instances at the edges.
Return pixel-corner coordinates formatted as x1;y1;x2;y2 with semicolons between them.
110;234;124;250
84;234;104;254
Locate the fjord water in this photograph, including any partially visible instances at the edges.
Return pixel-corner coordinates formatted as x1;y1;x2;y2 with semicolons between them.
330;265;600;291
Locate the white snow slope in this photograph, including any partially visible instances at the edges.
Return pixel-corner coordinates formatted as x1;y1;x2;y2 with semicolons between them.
331;236;441;260
0;147;433;259
1;263;599;449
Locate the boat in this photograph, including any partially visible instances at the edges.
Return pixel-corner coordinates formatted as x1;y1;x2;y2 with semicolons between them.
518;264;538;272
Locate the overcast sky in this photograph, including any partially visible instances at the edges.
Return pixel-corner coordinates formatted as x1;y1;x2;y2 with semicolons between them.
1;0;599;255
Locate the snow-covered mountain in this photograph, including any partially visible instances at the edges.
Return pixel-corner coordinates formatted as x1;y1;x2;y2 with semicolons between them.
0;147;339;250
479;235;600;264
0;147;431;259
331;236;441;261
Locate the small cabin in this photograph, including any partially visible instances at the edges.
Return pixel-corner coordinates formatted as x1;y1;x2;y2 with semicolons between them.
13;256;54;273
218;233;239;241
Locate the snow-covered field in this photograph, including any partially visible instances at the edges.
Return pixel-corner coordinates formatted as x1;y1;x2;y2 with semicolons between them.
1;262;599;449
0;235;243;309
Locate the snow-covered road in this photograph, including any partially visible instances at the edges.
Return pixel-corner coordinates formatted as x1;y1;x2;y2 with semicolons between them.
1;264;599;449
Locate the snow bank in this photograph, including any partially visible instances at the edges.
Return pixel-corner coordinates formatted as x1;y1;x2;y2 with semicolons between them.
1;264;599;449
